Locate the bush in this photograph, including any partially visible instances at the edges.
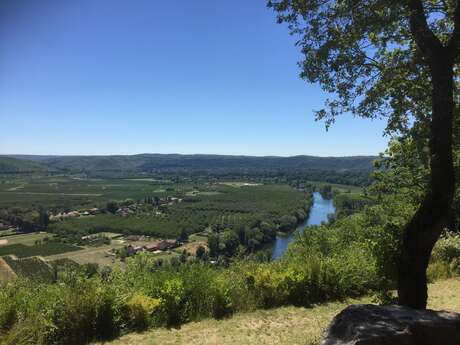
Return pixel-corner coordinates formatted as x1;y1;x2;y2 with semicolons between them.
428;231;460;280
432;232;460;264
211;277;234;319
450;257;460;276
0;289;17;335
126;293;161;331
427;261;452;281
158;278;186;326
1;315;52;345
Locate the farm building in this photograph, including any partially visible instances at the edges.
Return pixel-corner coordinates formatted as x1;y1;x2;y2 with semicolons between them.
143;240;178;252
81;234;99;241
144;242;161;252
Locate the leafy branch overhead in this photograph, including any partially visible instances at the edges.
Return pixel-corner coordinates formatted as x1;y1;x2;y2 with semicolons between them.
268;0;460;135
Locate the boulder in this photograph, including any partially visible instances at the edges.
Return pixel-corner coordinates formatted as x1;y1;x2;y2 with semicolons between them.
322;304;460;345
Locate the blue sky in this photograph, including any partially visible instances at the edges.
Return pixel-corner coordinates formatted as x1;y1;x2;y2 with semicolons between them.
0;0;388;157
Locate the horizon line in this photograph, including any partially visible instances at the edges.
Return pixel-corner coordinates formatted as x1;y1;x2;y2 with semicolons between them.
1;152;379;159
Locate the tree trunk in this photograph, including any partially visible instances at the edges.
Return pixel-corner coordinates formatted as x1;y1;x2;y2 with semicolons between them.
398;56;456;309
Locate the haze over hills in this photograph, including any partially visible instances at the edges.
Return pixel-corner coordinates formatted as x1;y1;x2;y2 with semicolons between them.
0;154;377;175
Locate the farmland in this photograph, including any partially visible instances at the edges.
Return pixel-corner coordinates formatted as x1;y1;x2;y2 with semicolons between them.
37;181;311;240
0;232;81;258
44;241;124;266
0;174;314;268
0;242;80;258
0;232;50;245
0;176;180;209
0;230;181;269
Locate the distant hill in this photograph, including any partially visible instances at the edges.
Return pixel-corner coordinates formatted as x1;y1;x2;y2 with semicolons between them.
1;154;377;175
0;157;48;173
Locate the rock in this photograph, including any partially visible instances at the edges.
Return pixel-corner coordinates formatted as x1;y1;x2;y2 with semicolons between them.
321;304;460;345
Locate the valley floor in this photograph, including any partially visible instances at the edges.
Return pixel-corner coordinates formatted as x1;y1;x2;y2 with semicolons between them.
95;277;460;345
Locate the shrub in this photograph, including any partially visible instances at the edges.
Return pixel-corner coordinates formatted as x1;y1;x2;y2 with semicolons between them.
0;289;17;335
450;257;460;276
211;277;233;319
1;315;52;345
126;293;161;331
432;232;460;264
427;261;452;281
158;278;186;326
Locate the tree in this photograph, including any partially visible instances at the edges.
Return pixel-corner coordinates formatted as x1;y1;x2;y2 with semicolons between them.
195;245;206;260
38;208;49;228
83;263;99;278
319;185;333;200
221;229;240;257
106;201;119;214
279;214;297;232
118;247;128;260
208;233;220;257
180;250;188;263
178;228;189;242
269;0;460;309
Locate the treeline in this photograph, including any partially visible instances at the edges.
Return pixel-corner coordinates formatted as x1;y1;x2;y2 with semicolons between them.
0;154;374;187
1;154;375;173
0;207;49;232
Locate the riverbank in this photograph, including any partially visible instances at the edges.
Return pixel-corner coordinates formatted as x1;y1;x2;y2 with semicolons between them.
95;277;460;345
271;192;335;259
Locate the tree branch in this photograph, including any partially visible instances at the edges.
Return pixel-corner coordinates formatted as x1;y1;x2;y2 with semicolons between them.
447;0;460;59
407;0;443;59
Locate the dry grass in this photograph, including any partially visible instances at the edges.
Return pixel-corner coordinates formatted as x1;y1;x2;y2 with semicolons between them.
45;243;124;267
94;278;460;345
427;277;460;311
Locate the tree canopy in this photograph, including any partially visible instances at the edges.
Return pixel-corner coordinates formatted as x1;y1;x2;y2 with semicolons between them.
268;0;459;135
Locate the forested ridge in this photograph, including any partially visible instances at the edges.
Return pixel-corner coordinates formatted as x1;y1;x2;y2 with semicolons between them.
0;154;375;174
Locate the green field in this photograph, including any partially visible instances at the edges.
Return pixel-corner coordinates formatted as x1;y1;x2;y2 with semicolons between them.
0;176;182;209
0;232;81;258
0;232;52;245
0;229;17;237
0;242;81;258
309;180;363;195
45;242;123;266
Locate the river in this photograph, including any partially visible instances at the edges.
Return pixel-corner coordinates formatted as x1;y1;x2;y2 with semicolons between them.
271;192;336;260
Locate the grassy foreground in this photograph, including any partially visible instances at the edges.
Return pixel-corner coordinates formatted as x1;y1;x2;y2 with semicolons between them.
95;277;460;345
